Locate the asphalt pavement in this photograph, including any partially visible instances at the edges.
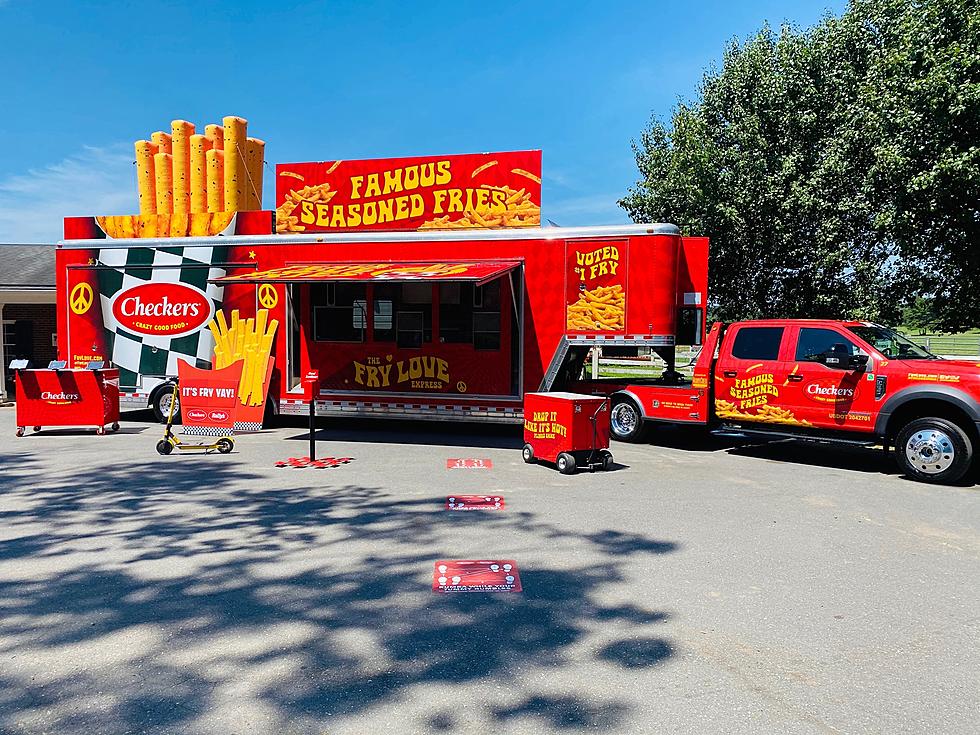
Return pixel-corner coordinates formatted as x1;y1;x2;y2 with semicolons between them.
0;408;977;734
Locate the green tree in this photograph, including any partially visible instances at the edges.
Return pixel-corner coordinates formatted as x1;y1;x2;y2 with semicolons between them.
621;0;980;330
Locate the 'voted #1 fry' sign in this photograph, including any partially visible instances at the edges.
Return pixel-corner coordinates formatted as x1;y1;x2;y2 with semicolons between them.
276;151;541;233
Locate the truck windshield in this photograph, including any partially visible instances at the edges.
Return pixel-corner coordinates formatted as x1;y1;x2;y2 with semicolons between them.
847;325;939;360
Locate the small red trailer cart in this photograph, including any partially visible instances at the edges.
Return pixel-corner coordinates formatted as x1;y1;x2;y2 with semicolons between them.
13;363;120;436
522;391;612;474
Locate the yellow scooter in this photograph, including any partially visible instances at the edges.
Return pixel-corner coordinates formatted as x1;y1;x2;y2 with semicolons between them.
155;381;234;455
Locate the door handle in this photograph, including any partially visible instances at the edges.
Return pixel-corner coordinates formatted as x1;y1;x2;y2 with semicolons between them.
723;371;737;378
787;374;803;382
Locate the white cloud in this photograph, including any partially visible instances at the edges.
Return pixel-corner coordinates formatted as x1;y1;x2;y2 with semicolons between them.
0;144;136;243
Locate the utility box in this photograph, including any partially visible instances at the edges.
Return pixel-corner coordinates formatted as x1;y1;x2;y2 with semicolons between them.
14;364;120;436
522;391;612;474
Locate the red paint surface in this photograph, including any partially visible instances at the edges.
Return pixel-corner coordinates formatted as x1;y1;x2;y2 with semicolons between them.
176;359;242;431
446;495;505;511
432;560;522;593
446;458;493;469
274;456;354;469
14;368;120;431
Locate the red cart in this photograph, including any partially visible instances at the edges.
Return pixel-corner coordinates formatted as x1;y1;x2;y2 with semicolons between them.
522;392;613;474
14;365;120;436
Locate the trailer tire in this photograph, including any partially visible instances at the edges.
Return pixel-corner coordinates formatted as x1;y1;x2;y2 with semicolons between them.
895;417;973;485
557;452;576;475
610;397;645;443
152;384;180;424
522;443;535;464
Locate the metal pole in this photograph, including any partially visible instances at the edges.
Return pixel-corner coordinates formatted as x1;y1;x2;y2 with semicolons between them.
592;346;600;378
309;397;316;461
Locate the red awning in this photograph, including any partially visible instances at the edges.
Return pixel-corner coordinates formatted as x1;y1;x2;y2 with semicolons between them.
212;260;522;287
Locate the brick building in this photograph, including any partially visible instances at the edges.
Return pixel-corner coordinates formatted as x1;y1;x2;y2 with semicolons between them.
0;244;57;402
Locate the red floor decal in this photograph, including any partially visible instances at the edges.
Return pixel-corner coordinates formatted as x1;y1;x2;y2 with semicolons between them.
432;560;522;593
446;495;505;511
274;456;354;469
446;458;493;469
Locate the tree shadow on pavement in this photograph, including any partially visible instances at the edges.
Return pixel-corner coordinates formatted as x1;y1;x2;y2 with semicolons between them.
0;450;677;733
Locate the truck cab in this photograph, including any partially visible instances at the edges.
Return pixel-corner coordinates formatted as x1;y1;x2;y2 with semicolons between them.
595;319;980;485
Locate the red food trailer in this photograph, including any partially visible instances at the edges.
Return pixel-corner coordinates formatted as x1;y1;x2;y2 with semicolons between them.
54;147;707;428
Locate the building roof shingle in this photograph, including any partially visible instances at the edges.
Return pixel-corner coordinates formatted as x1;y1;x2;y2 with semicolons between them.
0;244;57;289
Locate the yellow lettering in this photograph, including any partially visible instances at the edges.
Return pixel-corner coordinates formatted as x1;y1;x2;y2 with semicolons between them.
315;202;330;227
383;168;403;195
300;200;314;224
436;160;451;185
433;190;447;214
350;176;363;200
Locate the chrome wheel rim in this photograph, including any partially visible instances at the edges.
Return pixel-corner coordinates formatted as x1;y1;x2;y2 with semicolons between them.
611;403;638;436
159;391;179;418
905;429;955;475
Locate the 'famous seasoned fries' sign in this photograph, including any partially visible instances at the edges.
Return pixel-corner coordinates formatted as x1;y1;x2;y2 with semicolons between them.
275;151;541;233
565;240;628;332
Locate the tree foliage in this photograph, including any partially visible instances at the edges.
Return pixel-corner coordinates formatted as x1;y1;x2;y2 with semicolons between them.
621;0;980;330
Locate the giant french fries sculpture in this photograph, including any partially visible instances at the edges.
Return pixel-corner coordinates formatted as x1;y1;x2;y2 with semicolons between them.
207;309;279;407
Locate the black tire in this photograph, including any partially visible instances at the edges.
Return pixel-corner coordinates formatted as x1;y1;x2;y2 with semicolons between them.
522;443;535;464
156;439;174;455
895;417;973;485
600;450;614;471
15;427;24;438
152;384;180;424
609;398;646;443
557;452;576;475
111;422;120;432
216;438;234;454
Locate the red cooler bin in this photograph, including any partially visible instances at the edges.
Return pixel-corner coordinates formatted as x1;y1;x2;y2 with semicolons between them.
14;367;121;436
522;391;612;474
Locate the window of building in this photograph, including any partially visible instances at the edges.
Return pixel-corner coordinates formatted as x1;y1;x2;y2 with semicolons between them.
730;326;784;361
311;283;367;342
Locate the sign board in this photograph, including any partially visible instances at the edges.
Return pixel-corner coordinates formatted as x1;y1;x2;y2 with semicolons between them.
176;358;243;432
432;560;522;593
566;239;628;333
446;495;505;511
276;150;541;233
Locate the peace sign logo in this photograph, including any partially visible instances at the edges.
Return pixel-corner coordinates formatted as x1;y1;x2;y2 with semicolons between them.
70;283;94;315
258;283;278;309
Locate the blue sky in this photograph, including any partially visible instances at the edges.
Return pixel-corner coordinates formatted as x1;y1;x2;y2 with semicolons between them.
0;0;846;242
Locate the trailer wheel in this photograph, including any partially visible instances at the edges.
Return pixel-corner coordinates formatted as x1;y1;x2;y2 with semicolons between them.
156;439;173;455
216;438;234;454
522;443;535;464
557;452;576;475
895;417;972;485
152;384;179;424
610;398;645;442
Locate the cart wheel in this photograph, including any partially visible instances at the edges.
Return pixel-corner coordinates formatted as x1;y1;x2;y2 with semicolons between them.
112;422;120;432
522;443;535;464
216;438;234;454
600;450;614;471
96;427;106;436
156;439;173;455
15;427;24;438
32;426;41;432
557;452;576;475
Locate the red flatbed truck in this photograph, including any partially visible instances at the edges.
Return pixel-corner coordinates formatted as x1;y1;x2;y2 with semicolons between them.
575;319;980;485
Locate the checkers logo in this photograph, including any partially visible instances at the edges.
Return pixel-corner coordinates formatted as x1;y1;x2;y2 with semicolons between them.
805;382;857;403
41;391;81;404
185;409;207;422
111;282;213;338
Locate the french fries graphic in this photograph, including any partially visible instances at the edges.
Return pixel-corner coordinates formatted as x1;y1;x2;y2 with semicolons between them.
276;182;337;233
714;399;813;426
566;284;625;331
419;184;540;230
208;308;279;407
107;115;264;239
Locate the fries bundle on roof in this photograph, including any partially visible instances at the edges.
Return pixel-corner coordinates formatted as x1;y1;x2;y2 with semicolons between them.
208;309;279;407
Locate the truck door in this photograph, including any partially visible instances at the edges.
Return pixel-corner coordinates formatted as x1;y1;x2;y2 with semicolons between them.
781;326;876;432
714;325;799;426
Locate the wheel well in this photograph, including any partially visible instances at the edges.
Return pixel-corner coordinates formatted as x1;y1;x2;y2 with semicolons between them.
149;381;177;406
886;398;977;444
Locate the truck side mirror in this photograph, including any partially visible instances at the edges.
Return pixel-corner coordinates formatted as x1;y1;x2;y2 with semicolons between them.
848;353;869;371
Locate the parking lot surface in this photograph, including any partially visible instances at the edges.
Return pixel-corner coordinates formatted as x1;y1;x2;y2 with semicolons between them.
0;408;977;734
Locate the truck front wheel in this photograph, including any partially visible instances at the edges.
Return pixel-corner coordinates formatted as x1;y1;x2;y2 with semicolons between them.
895;417;973;485
610;398;645;443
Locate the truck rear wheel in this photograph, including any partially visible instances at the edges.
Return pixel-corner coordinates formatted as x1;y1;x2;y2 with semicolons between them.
610;398;645;443
895;417;973;485
152;384;180;424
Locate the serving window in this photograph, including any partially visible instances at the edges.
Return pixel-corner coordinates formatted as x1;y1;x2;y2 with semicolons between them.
311;283;367;342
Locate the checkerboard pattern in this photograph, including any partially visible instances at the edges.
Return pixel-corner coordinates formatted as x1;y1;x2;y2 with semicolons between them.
96;245;228;389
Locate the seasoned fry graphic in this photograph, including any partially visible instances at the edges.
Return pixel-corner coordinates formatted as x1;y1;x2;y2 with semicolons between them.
419;185;540;230
134;140;158;215
171;120;195;215
326;160;343;174
208;308;279;407
279;170;305;181
222;116;248;212
511;168;541;184
714;399;813;426
470;160;499;177
566;285;625;331
276;182;336;233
